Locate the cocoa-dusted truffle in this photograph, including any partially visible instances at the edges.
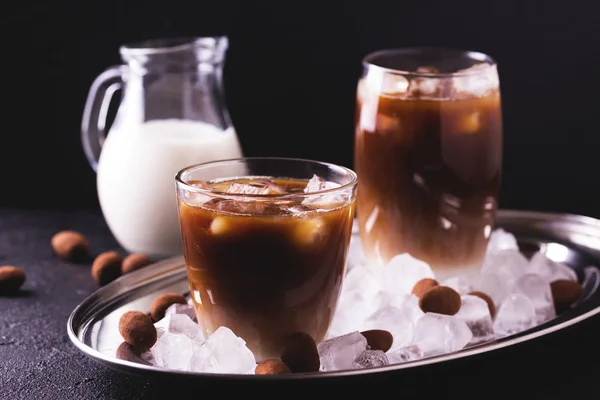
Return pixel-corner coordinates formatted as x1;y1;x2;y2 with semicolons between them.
116;342;152;366
550;279;583;313
0;265;26;295
255;359;292;375
51;230;90;262
360;329;393;352
419;285;462;315
118;311;157;352
468;290;496;318
122;253;151;274
411;278;439;298
91;251;123;286
280;332;320;373
116;341;139;362
150;292;187;321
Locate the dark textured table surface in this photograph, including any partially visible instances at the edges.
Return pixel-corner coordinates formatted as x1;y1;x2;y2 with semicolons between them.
1;207;600;399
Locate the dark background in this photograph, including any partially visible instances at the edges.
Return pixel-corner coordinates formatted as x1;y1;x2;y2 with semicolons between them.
3;0;600;216
2;2;600;397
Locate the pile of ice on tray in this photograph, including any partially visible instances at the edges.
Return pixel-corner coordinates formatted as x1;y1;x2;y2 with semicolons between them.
141;309;257;374
140;228;590;374
328;231;569;350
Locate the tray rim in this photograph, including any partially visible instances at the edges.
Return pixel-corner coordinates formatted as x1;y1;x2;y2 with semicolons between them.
67;208;600;381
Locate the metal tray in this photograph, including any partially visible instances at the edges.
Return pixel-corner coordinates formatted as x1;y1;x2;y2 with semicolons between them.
67;209;600;382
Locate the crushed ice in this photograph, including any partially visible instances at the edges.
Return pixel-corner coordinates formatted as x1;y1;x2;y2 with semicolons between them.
138;228;587;375
363;62;500;101
301;174;345;207
324;228;582;369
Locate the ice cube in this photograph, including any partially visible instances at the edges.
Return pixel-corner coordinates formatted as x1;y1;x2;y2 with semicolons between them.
380;73;410;95
482;249;528;285
387;344;424;364
486;228;519;255
149;332;177;367
165;303;197;321
493;293;537;337
150;332;201;371
473;271;510;307
202;199;239;214
404;294;426;322
190;326;256;374
225;179;286;196
154;313;204;342
341;263;382;298
140;349;155;364
363;70;410;97
453;63;499;97
188;180;210;189
412;313;473;357
374;114;401;134
454;112;480;135
352;350;389;369
381;253;435;295
372;292;424;324
408;77;439;97
326;288;379;339
441;276;473;296
253;179;288;194
180;181;212;205
291;216;328;249
210;216;233;236
303;174;339;193
227;199;286;215
510;273;556;324
226;182;270;195
301;175;344;208
455;295;494;344
317;331;368;372
181;193;211;206
528;251;578;283
362;305;414;350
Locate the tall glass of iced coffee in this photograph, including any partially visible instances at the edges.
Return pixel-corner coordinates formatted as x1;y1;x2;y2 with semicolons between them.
354;48;503;280
176;157;357;362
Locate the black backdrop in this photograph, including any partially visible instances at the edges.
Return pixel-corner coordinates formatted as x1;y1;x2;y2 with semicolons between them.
3;0;600;216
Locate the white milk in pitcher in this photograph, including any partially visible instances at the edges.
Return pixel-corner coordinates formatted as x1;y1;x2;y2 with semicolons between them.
97;119;243;258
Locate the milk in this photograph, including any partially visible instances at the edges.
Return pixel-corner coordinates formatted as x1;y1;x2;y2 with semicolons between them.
97;119;243;258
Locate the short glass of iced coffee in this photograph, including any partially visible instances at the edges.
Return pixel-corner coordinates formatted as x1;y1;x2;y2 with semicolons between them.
175;157;357;362
354;47;503;280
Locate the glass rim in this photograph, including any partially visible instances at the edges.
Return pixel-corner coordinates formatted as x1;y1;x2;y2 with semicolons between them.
120;36;228;58
362;46;497;78
175;156;359;201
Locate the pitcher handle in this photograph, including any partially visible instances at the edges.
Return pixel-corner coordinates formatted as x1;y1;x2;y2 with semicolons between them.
81;65;125;172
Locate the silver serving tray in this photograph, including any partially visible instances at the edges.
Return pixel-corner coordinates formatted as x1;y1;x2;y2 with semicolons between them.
67;209;600;381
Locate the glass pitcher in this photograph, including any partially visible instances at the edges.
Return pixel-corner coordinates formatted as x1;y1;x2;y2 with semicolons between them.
81;37;243;259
